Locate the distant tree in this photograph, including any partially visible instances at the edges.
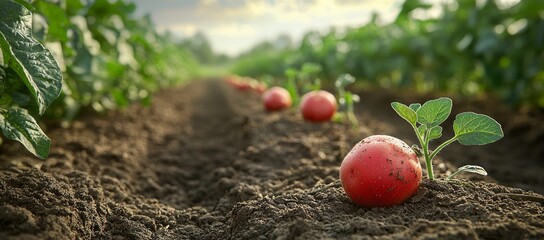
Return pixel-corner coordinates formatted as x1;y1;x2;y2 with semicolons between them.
180;32;214;63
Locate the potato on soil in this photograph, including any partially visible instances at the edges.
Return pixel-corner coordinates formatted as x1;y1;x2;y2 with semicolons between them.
340;135;422;207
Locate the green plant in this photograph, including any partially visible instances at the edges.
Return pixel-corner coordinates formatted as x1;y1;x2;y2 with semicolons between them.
298;62;322;92
391;97;504;180
232;0;544;109
335;74;359;127
284;68;300;106
32;0;198;121
0;0;63;159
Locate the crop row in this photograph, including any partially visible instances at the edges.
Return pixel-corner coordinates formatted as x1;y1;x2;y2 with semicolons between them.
228;74;503;207
0;0;198;158
232;0;544;109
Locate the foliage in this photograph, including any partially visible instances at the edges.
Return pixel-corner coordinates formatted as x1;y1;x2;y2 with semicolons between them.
180;32;230;64
0;0;62;158
391;97;503;180
0;0;198;158
334;74;359;127
33;0;199;120
278;63;324;108
232;0;544;109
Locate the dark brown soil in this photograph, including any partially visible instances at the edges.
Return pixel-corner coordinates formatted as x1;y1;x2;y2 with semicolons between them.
0;80;543;239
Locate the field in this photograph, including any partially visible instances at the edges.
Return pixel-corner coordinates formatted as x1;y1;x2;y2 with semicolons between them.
1;80;543;239
1;0;544;239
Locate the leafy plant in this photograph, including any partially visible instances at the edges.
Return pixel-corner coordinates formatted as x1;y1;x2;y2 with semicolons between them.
0;0;63;159
284;68;300;106
298;62;322;92
232;0;544;109
334;73;360;127
391;97;504;180
32;0;198;121
282;63;324;108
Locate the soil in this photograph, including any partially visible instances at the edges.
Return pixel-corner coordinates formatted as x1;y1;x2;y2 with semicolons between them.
0;80;543;239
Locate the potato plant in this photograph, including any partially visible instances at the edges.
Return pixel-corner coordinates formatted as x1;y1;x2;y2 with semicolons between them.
0;0;63;159
334;73;360;127
391;97;504;180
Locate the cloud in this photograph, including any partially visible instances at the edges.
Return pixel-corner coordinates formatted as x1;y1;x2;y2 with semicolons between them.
158;23;198;37
207;23;256;38
130;0;406;56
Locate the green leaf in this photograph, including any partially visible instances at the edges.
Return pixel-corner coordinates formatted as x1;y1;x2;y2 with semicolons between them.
0;108;50;159
409;103;421;112
429;126;442;140
0;0;63;114
416;97;452;127
453;112;504;145
285;77;299;106
11;0;34;11
417;124;426;137
335;73;355;89
448;165;488;180
35;1;70;43
391;102;417;126
0;66;5;94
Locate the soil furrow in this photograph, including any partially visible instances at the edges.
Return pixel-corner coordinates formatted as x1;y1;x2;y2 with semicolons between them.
0;80;543;239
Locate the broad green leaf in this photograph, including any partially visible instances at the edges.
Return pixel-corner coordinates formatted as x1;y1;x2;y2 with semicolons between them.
284;68;298;79
0;108;50;159
0;0;63;114
409;103;421;112
453;112;504;145
300;62;322;76
391;102;417;126
417;97;452;127
429;126;442;140
35;1;70;43
417;124;426;137
0;66;5;94
11;0;34;11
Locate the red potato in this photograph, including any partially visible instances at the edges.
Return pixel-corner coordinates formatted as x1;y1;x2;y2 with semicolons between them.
300;90;337;122
252;82;267;94
340;135;422;207
234;80;251;91
225;76;251;91
262;87;292;111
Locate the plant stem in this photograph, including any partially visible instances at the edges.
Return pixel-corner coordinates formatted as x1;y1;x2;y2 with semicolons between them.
446;169;463;180
412;125;434;180
422;129;434;180
429;137;457;161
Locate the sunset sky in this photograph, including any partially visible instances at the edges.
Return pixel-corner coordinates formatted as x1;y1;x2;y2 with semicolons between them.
127;0;520;57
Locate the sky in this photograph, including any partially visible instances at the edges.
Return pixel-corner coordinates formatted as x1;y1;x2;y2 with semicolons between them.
127;0;520;57
127;0;408;56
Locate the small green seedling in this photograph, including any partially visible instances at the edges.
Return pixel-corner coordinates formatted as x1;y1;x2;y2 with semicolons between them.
283;63;323;107
391;97;503;180
298;63;322;92
284;68;300;106
334;74;360;127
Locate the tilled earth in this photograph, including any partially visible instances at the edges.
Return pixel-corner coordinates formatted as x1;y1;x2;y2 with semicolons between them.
0;80;543;239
